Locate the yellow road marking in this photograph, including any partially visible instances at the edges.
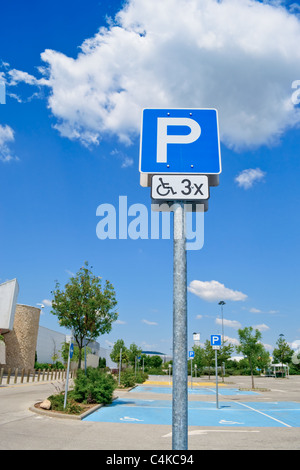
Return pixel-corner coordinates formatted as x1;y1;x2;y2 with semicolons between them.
144;380;226;387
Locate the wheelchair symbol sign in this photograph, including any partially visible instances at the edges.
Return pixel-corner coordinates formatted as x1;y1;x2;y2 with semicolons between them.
151;174;209;201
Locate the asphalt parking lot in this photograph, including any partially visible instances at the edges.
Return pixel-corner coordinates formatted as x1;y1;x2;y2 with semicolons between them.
0;374;300;450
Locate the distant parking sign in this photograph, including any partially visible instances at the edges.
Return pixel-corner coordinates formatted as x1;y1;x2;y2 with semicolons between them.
211;335;221;350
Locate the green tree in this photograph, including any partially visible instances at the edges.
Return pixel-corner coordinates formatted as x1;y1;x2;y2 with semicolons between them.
192;345;204;376
128;343;142;367
149;355;163;369
256;349;271;375
273;335;293;367
110;339;129;366
219;342;234;382
236;327;263;389
51;262;118;369
203;340;215;379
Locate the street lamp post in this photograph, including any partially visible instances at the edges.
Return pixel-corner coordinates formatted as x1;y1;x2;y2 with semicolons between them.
218;301;226;345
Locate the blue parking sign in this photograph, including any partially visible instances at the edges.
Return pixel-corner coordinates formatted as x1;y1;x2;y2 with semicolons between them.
139;108;221;175
189;351;195;358
210;335;221;347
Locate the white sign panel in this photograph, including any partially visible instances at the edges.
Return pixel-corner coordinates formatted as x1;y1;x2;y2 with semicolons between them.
193;333;200;343
151;175;209;200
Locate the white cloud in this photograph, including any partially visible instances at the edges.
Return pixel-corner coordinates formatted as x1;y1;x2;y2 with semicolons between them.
42;299;52;307
188;280;247;302
249;307;262;313
253;323;270;332
115;319;127;324
8;0;300;151
249;307;279;314
235;168;266;189
291;339;300;350
216;318;242;329
121;157;134;168
225;336;240;346
196;314;203;319
0;125;18;162
142;319;158;326
111;149;134;168
8;69;48;87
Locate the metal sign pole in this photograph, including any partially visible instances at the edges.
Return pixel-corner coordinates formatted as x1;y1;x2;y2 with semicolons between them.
118;348;122;386
64;342;73;409
172;201;188;450
215;349;219;409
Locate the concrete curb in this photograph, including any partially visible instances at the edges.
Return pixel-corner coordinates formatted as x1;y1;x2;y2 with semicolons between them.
29;395;120;420
29;402;103;420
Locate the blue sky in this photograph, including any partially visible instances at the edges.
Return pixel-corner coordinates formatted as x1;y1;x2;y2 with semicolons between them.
1;0;300;357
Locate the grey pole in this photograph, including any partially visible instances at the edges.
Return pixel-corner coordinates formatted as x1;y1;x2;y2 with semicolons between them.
84;337;87;375
64;341;72;409
218;301;225;346
118;348;122;386
172;201;188;450
215;349;219;409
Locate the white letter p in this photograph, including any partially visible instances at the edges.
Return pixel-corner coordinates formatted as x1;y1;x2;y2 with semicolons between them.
156;117;201;163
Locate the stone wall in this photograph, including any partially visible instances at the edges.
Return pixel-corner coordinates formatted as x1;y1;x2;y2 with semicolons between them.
3;304;41;370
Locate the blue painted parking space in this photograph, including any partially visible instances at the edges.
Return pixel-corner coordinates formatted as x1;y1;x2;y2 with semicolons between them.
83;398;300;428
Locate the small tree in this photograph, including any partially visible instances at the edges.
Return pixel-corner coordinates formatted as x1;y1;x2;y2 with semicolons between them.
219;342;234;382
236;327;263;389
149;355;163;369
110;339;129;366
128;343;142;367
273;335;293;371
51;262;118;369
203;340;215;379
192;345;204;376
256;349;271;375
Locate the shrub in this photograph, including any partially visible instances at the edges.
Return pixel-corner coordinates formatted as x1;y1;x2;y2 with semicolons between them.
145;367;166;375
135;371;148;383
120;369;136;388
72;367;116;404
48;393;83;415
34;362;50;370
119;369;148;387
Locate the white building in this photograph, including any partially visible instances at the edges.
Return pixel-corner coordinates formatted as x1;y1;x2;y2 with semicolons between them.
36;325;117;369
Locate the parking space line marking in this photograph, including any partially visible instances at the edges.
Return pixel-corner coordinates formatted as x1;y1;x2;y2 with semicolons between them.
162;430;260;437
235;401;292;428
